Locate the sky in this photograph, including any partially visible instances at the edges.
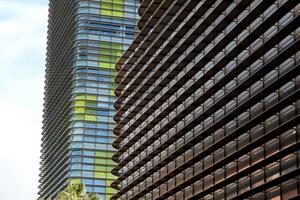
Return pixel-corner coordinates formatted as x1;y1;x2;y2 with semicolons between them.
0;0;48;199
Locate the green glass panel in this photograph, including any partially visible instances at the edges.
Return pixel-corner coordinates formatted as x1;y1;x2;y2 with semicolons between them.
112;43;123;50
95;165;107;171
99;55;111;62
111;71;117;76
95;158;107;164
110;84;117;91
111;57;119;63
107;159;116;165
106;187;117;193
85;109;97;115
109;63;116;69
96;150;107;157
106;173;117;179
100;42;111;48
95;172;106;179
107;152;114;157
106;180;114;186
85;101;97;107
106;166;114;171
99;49;110;55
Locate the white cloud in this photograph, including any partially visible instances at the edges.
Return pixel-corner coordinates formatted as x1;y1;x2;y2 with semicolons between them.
0;1;47;199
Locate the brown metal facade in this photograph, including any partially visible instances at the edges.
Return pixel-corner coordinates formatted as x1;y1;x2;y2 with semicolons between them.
112;0;300;199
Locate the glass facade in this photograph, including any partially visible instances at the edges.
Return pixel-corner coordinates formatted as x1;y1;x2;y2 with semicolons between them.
39;0;139;199
112;1;300;200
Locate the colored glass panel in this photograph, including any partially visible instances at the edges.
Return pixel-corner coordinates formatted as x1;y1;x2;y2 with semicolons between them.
70;178;81;184
68;0;138;199
75;100;85;107
95;172;106;179
100;0;124;17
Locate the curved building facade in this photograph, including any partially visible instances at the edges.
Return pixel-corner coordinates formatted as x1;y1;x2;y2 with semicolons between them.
112;0;300;200
39;0;139;199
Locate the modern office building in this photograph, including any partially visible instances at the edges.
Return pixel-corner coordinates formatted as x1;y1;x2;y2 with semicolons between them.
112;1;300;200
39;0;139;199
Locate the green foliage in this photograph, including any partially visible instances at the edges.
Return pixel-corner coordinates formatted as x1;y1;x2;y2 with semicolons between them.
39;183;99;200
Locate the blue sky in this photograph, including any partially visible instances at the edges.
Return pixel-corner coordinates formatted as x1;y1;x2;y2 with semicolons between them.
0;0;48;199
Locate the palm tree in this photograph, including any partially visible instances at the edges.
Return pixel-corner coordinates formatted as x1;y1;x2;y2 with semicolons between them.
39;183;99;200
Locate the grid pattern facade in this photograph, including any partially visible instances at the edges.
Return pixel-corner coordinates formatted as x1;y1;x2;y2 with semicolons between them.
112;0;300;200
39;0;139;199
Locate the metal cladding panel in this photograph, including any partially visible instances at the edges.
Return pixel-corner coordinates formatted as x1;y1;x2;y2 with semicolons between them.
113;0;300;200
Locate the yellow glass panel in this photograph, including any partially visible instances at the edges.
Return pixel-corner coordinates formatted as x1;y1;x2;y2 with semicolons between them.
101;1;124;17
75;95;85;100
75;100;85;107
101;10;113;16
114;0;124;4
110;89;115;96
74;107;85;114
85;115;97;121
113;4;123;11
102;3;112;9
115;50;123;57
113;11;123;17
99;62;111;68
70;178;81;184
86;95;97;101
